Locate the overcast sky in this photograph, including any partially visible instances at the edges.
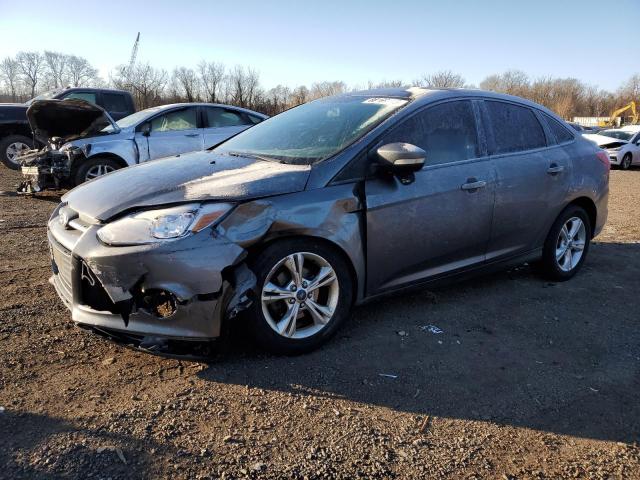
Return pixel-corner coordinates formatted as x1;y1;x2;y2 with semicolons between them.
1;0;638;91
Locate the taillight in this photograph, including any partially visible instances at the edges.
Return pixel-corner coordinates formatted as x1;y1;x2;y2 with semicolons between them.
596;150;610;171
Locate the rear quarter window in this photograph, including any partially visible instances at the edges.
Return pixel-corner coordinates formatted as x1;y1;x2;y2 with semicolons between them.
543;114;575;144
102;93;129;113
485;101;546;154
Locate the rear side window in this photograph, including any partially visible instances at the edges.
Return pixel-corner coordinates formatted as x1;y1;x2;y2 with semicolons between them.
248;114;264;124
151;108;197;132
205;107;248;127
381;100;480;165
102;93;129;113
485;101;546;154
543;114;575;144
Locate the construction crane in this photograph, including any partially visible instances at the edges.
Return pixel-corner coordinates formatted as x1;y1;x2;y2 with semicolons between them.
126;32;140;83
599;101;638;127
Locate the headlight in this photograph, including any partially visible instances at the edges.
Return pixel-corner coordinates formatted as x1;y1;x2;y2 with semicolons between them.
97;203;234;246
608;147;621;152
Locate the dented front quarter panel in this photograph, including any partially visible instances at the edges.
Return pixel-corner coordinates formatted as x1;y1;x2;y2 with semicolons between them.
218;183;367;302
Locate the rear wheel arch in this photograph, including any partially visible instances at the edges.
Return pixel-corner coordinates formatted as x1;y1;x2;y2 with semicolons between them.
567;197;597;238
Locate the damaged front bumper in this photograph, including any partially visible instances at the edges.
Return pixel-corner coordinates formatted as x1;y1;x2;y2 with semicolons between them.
47;204;255;342
17;144;83;194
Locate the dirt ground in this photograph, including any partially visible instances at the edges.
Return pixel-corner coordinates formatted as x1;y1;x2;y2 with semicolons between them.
0;167;639;480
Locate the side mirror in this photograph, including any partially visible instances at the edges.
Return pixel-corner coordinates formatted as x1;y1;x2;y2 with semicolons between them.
140;122;151;137
376;143;426;173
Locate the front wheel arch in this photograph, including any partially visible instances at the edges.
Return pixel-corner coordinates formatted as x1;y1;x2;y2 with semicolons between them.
245;234;359;306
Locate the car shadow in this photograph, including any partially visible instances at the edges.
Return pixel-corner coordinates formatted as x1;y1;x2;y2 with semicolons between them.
197;241;640;444
0;410;170;479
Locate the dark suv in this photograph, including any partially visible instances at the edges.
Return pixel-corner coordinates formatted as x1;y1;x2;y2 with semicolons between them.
0;87;135;169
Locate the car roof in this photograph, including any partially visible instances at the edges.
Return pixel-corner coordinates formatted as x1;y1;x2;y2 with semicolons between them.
620;125;640;132
340;87;558;115
136;102;267;118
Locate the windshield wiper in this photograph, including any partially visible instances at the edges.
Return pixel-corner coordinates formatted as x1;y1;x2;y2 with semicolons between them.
226;151;280;163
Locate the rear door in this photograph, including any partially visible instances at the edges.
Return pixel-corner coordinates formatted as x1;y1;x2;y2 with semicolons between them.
146;106;203;160
202;106;254;148
482;100;572;260
365;100;496;294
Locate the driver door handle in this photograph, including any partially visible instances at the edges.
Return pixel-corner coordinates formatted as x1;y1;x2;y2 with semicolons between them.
547;163;565;174
461;179;487;191
184;133;200;138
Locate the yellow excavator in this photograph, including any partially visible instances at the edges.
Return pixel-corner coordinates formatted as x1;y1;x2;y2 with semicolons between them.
599;101;638;127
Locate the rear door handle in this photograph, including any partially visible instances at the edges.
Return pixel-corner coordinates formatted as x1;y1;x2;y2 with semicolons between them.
461;179;487;191
547;164;565;174
184;133;200;137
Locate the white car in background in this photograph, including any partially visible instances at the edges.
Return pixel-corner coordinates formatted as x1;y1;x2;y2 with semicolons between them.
584;125;640;170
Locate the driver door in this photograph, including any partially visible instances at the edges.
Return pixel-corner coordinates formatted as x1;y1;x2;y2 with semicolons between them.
365;100;496;295
146;106;203;160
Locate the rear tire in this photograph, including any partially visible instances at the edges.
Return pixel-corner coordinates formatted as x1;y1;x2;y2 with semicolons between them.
620;153;632;170
74;157;121;186
0;134;34;170
540;205;591;281
245;238;354;355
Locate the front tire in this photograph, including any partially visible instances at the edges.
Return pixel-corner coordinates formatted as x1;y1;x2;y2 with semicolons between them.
540;205;591;281
620;153;632;170
74;157;121;186
246;238;354;355
0;134;34;170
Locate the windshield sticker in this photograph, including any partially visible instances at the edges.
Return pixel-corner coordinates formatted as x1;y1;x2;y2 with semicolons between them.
363;98;408;107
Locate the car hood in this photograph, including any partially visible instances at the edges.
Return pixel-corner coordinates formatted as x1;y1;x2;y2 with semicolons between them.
27;99;119;144
63;151;312;221
583;133;629;148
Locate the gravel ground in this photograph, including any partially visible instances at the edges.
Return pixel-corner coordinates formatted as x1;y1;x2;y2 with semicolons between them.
0;167;639;479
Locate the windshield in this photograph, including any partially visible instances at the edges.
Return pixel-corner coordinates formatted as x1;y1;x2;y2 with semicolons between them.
101;108;158;132
214;96;409;164
601;129;633;141
25;89;63;105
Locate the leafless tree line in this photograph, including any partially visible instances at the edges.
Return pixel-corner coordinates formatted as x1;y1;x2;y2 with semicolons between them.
0;51;102;101
1;51;639;120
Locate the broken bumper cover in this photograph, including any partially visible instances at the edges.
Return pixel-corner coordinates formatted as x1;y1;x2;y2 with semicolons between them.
47;206;251;341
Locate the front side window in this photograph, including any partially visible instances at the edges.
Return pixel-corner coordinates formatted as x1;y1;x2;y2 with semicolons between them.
206;107;246;127
485;101;546;154
380;100;480;165
151;108;197;132
64;92;97;104
215;96;408;164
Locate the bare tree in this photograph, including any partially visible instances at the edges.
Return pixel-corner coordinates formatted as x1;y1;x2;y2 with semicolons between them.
173;67;199;102
415;70;465;88
16;51;44;98
0;56;20;101
198;61;225;103
44;51;69;88
309;81;346;100
66;55;99;87
112;62;167;108
617;74;640;104
290;85;309;106
229;66;260;108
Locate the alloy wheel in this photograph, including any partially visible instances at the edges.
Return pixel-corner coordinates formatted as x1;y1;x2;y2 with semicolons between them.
6;141;30;165
622;154;632;170
261;252;339;339
555;216;586;272
85;164;116;181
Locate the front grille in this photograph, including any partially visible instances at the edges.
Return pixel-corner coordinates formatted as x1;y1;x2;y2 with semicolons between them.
50;236;73;307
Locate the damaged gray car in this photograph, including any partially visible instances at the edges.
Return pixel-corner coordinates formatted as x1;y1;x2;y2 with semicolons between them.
48;88;609;355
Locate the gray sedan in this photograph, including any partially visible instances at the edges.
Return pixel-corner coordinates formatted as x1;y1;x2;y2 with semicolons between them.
47;88;609;355
67;103;267;183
